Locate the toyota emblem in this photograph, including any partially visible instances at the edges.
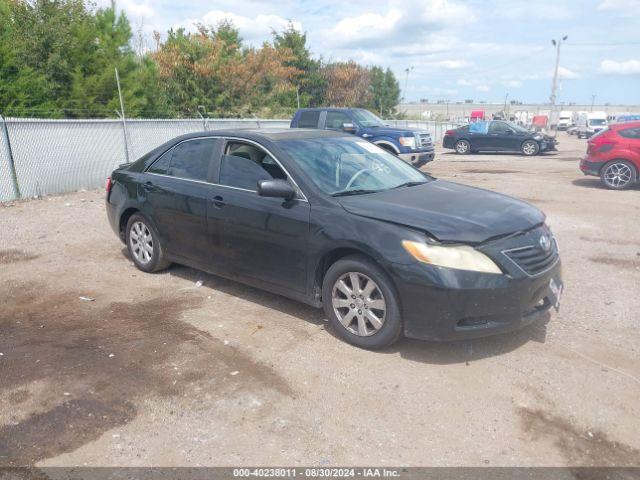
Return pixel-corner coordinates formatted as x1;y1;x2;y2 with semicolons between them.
539;234;551;252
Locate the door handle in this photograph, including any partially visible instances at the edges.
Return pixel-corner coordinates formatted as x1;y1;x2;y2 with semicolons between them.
142;181;153;191
212;195;225;208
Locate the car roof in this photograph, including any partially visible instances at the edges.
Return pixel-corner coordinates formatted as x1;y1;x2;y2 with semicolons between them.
168;128;349;144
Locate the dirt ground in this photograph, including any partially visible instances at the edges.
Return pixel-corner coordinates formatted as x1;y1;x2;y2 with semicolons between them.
0;133;639;467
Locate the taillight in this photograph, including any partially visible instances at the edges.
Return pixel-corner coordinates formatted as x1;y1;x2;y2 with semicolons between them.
445;130;455;136
106;177;113;193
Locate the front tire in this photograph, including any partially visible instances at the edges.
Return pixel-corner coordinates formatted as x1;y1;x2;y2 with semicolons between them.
600;160;637;190
521;140;540;156
455;139;471;154
322;255;402;349
126;213;170;272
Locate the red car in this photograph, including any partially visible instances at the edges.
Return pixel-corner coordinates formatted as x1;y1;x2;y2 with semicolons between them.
579;121;640;190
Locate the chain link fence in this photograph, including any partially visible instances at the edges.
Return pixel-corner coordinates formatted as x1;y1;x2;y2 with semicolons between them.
0;117;455;202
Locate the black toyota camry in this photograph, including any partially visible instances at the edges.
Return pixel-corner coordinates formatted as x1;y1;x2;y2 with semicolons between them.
106;129;562;349
443;120;558;156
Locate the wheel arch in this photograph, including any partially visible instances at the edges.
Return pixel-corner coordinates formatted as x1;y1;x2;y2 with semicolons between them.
601;157;639;176
313;246;399;303
119;207;140;241
373;139;400;154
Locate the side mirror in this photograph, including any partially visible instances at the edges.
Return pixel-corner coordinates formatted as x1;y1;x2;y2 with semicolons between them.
257;179;296;200
506;129;514;135
342;123;357;134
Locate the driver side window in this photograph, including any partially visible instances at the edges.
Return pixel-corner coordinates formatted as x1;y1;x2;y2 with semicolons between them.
325;111;351;130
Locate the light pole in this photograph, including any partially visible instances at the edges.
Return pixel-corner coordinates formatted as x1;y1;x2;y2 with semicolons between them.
402;66;413;104
591;94;597;112
549;36;568;133
549;36;568;107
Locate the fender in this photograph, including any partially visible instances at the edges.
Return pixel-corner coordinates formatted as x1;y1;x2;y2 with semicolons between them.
372;138;401;154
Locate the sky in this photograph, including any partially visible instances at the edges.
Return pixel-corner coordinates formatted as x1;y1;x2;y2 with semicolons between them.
99;0;640;105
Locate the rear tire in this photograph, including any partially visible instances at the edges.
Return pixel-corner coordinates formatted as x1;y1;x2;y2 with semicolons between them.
322;255;402;349
126;213;171;272
600;160;637;190
521;140;540;156
455;139;471;154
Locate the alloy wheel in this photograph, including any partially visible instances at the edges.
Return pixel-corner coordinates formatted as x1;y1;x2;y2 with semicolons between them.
456;141;469;154
522;141;538;155
129;221;154;264
331;272;386;337
603;162;633;188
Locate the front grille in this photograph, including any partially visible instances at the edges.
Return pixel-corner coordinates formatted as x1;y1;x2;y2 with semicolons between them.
417;134;432;148
503;241;559;276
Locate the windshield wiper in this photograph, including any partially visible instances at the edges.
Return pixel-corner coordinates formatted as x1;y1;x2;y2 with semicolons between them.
331;188;381;197
391;181;427;190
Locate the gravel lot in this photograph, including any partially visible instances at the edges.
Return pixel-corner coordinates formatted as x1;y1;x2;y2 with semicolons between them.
1;133;639;467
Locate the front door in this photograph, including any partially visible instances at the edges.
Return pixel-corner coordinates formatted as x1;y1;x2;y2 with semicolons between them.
487;121;515;150
212;139;310;293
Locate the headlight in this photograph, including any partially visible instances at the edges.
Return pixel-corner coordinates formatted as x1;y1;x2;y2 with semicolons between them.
398;136;416;149
402;240;502;274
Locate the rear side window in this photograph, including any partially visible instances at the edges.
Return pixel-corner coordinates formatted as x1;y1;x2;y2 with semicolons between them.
619;127;640;139
147;151;171;174
168;138;216;181
297;111;320;128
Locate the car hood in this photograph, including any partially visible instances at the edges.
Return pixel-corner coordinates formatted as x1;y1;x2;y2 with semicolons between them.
338;180;545;244
366;126;417;136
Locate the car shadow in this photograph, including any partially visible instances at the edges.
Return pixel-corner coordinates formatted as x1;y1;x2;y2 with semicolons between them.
381;315;549;365
119;248;549;365
572;178;640;191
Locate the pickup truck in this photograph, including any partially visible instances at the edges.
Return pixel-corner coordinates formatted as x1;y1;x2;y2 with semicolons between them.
290;108;435;167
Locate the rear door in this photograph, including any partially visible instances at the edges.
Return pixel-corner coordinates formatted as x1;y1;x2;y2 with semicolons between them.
143;137;221;265
212;138;310;293
468;121;490;150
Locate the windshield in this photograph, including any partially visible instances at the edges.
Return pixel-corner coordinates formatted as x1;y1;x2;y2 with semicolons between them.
277;136;429;196
589;119;607;126
351;109;386;128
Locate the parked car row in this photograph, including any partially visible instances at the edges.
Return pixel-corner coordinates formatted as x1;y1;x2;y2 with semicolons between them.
290;108;435;167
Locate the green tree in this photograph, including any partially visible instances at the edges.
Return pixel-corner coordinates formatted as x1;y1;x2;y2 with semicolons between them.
368;66;400;117
272;22;326;108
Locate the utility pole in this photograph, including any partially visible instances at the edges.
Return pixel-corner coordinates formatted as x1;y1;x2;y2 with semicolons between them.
591;94;597;112
115;68;130;163
296;87;300;109
504;92;509;117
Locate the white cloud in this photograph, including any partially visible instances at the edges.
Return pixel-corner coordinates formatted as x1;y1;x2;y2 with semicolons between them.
558;66;580;79
597;0;640;10
456;79;473;86
174;11;302;44
118;0;155;18
503;80;522;88
437;60;472;70
324;9;403;46
476;85;491;92
600;59;640;74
